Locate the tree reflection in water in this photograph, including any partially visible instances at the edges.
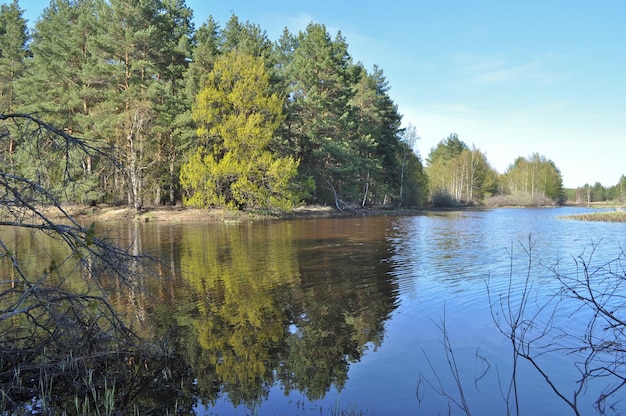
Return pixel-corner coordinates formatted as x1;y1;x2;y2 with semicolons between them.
3;217;399;413
166;218;399;410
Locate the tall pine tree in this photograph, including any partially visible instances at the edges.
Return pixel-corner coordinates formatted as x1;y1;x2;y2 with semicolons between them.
98;0;193;209
0;0;29;171
0;0;28;113
286;23;359;204
16;0;106;203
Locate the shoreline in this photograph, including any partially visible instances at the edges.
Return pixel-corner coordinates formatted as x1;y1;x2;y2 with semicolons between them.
43;204;377;223
32;202;626;224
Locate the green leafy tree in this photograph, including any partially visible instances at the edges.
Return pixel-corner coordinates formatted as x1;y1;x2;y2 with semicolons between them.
180;51;299;210
464;147;499;200
426;134;466;204
503;153;564;202
618;175;626;202
426;134;467;204
426;134;496;205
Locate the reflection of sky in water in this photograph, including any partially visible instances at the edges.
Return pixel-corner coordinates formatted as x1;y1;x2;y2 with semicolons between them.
193;207;626;415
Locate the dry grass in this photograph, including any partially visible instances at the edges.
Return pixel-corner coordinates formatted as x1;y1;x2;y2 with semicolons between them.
45;204;267;223
560;210;626;222
36;203;349;225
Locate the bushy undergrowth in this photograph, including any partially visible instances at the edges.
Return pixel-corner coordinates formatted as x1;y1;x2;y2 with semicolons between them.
429;190;461;207
484;192;558;207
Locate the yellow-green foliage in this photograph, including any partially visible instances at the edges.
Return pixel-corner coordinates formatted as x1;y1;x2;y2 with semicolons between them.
180;51;299;210
179;223;300;396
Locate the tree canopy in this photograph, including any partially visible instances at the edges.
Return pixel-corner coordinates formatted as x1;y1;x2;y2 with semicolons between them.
2;3;431;210
0;1;597;209
503;153;564;203
180;51;300;210
426;134;498;206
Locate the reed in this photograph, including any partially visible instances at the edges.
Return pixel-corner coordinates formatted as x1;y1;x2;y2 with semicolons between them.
560;210;626;222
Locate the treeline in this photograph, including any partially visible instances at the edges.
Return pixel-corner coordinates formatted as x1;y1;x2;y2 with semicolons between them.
0;0;427;210
565;176;626;204
425;133;566;207
425;131;626;207
1;0;617;210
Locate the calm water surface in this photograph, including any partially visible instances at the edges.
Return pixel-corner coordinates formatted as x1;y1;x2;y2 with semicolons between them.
21;207;626;415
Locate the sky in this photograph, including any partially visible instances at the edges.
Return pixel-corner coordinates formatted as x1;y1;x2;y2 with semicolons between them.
17;0;626;188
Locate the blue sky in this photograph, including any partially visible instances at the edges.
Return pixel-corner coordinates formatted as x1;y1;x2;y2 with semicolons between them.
18;1;626;188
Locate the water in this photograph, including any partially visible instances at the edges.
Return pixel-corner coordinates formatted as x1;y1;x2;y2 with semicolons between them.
4;206;626;415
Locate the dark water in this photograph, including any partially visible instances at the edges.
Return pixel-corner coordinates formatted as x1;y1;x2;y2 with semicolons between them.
7;207;626;415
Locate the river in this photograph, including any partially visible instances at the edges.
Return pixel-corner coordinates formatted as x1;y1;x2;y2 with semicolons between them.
7;206;626;415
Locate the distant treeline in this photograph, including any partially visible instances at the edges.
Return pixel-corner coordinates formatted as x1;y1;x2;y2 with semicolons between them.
0;1;620;209
565;179;626;204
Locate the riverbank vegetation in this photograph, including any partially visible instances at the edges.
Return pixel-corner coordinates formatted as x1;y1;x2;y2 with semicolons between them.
0;114;189;414
1;1;624;414
560;209;626;222
0;116;389;415
1;1;622;212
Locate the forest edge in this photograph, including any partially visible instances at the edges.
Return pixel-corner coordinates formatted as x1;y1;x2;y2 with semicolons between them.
31;202;626;224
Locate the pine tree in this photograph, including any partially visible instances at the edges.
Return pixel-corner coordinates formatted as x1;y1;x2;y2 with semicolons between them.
350;64;422;206
98;0;193;209
18;0;103;127
180;51;299;210
221;14;273;59
350;64;381;205
0;0;29;172
0;0;28;113
286;23;359;204
270;28;300;160
186;15;221;102
16;0;107;203
143;0;194;205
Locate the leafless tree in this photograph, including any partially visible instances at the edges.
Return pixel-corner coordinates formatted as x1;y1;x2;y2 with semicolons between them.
0;114;180;414
421;236;626;415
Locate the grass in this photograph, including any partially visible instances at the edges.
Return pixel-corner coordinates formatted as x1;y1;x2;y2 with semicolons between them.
330;401;371;416
560;209;626;222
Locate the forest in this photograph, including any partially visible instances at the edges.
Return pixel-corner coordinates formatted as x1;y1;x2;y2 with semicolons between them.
0;0;622;210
